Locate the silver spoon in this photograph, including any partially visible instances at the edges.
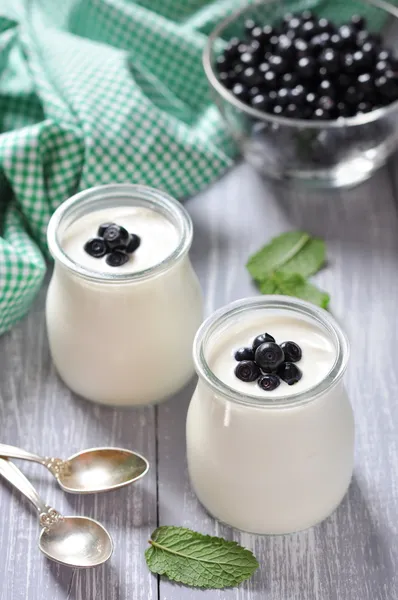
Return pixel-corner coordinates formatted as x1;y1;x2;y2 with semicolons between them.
0;444;149;494
0;457;113;567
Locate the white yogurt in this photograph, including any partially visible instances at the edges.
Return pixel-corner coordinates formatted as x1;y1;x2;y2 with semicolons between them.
186;297;354;534
46;184;203;406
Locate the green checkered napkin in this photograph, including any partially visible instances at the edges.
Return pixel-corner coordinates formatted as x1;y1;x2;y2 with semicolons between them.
0;0;391;334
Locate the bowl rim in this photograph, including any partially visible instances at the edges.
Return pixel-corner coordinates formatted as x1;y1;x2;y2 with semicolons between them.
203;0;398;129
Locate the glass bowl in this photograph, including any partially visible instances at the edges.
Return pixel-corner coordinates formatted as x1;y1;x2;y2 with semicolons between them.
203;0;398;188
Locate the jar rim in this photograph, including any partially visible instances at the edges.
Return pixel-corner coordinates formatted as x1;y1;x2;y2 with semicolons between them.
193;296;350;408
47;184;193;283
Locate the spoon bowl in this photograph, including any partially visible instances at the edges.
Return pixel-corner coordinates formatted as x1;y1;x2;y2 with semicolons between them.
39;516;113;568
0;444;150;494
59;447;149;493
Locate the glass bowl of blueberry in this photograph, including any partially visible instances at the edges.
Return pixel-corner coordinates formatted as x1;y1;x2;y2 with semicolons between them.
203;0;398;188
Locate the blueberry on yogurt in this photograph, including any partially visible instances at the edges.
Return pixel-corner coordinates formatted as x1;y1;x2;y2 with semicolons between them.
106;250;130;267
103;224;130;250
84;237;108;258
235;360;260;382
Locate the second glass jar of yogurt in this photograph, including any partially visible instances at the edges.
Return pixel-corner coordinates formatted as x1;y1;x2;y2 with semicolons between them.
46;184;203;406
186;296;354;534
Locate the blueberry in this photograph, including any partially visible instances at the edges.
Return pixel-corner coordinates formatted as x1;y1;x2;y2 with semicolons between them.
103;224;129;250
318;79;335;98
361;41;377;65
345;85;364;105
258;374;280;392
338;25;357;48
305;90;316;105
357;73;373;94
336;101;353;117
240;52;255;67
218;72;234;89
313;107;330;120
291;84;306;105
234;347;255;361
263;70;277;89
224;38;241;59
282;72;299;87
126;233;141;253
232;83;249;101
301;10;314;22
297;56;316;78
352;50;367;72
336;73;352;90
375;60;389;75
377;50;391;63
319;48;340;74
300;20;316;40
84;237;108;258
351;14;366;30
293;38;309;57
310;34;329;55
356;101;373;113
242;66;261;86
329;33;344;50
278;362;302;385
244;18;257;36
248;85;261;98
98;222;115;237
251;26;271;45
286;16;302;36
234;360;260;382
273;105;284;115
251;94;272;111
280;341;302;362
277;35;295;60
342;53;357;75
106;250;129;267
254;342;285;371
318;18;333;34
285;103;299;117
277;88;290;106
252;333;275;349
258;62;271;75
216;55;229;71
269;55;288;74
375;73;398;99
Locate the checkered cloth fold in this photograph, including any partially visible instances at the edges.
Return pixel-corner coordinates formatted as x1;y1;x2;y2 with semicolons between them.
0;0;390;334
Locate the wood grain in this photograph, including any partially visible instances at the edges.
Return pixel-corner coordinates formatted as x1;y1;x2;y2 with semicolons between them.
1;163;398;599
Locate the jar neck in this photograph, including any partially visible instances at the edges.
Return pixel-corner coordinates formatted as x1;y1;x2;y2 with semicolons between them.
193;296;349;409
47;184;193;283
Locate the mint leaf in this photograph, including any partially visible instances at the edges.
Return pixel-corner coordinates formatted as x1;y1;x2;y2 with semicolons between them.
145;526;259;589
247;231;326;281
259;272;330;309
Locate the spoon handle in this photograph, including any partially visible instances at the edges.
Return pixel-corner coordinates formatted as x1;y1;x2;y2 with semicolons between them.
0;458;49;514
0;443;44;464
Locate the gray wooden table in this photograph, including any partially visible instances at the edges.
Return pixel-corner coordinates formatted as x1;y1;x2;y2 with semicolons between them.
0;162;397;600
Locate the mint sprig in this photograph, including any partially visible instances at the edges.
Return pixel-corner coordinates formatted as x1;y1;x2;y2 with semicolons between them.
145;526;259;589
246;231;329;308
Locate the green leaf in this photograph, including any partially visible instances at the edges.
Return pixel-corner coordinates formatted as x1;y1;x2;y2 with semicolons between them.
247;231;326;281
259;272;330;309
145;526;259;589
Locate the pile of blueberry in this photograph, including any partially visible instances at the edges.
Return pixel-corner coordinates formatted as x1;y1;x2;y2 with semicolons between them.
216;11;398;120
84;223;141;267
234;333;302;391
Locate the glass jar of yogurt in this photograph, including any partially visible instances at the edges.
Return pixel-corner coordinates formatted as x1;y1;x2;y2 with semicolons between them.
186;296;354;534
46;184;203;406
